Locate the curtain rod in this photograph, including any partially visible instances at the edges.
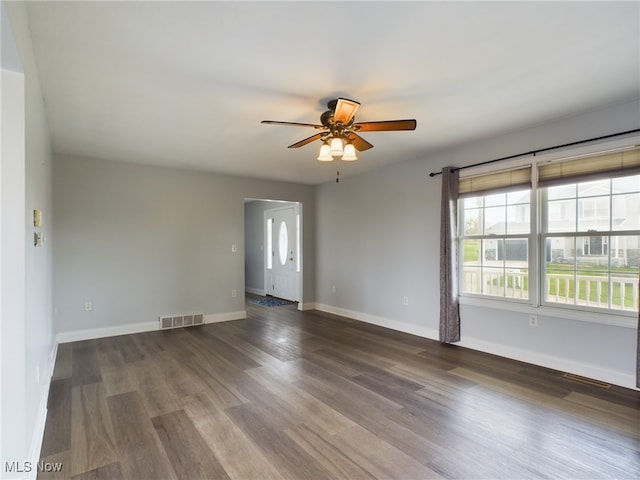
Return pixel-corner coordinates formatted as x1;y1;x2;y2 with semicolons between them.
428;128;640;177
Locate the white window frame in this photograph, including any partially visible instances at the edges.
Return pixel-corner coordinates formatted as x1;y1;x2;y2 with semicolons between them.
540;177;639;314
459;190;532;304
457;135;640;329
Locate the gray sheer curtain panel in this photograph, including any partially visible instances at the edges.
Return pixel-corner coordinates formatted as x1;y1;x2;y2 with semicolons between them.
439;167;460;343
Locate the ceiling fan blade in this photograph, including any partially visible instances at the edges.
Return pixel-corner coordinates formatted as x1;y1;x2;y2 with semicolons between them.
261;120;324;129
333;98;360;125
352;119;417;132
345;132;374;151
288;133;325;148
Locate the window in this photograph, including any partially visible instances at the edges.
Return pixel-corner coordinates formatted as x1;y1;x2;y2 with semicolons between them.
278;220;288;266
296;213;301;273
266;218;273;270
541;175;640;311
458;146;640;316
460;190;530;300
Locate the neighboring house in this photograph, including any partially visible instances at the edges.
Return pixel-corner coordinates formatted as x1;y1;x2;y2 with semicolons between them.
547;180;640;267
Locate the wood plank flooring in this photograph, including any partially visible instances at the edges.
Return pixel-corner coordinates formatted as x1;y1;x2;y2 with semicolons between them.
38;297;640;479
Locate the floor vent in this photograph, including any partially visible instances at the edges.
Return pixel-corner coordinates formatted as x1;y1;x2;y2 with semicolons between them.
159;313;204;330
562;373;611;389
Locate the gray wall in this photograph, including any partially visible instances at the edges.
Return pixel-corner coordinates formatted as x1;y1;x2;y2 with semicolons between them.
2;0;54;466
53;156;315;333
315;98;640;388
244;200;267;294
316;155;433;322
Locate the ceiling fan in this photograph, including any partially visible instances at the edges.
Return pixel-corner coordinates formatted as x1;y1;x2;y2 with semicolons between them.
261;98;417;162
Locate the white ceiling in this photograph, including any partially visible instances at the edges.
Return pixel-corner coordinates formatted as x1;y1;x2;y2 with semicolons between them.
24;1;640;185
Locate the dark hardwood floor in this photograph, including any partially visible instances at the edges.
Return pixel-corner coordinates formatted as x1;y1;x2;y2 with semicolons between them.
38;297;640;479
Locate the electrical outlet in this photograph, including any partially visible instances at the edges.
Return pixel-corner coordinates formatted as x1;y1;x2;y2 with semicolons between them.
403;296;409;306
332;285;336;294
84;301;92;311
231;289;237;298
529;314;538;327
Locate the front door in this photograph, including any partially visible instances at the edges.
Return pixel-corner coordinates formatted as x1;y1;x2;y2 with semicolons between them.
265;205;300;301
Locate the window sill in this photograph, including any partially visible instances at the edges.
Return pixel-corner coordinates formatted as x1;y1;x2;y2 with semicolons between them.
458;295;637;329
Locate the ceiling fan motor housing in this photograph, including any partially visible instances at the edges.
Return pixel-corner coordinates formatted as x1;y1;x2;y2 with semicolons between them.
320;110;335;128
321;98;356;134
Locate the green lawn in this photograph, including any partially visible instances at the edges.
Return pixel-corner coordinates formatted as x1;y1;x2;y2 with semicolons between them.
463;240;479;262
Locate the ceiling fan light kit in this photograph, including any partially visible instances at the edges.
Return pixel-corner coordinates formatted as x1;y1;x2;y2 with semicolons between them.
317;143;333;162
329;137;344;157
341;143;358;161
262;98;417;180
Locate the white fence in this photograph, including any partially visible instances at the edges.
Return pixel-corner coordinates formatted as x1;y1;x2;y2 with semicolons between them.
546;273;638;310
463;269;639;311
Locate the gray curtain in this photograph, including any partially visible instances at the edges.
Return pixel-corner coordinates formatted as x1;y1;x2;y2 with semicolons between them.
439;167;460;343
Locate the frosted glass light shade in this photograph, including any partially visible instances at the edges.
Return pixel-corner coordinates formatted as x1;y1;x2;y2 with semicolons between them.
341;143;358;161
329;137;344;156
317;143;333;161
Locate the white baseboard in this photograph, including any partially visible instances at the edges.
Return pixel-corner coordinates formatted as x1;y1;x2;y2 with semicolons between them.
204;310;246;324
313;303;638;390
55;310;248;344
298;302;316;311
245;287;265;296
27;341;58;479
314;303;439;339
55;321;158;344
457;337;638;390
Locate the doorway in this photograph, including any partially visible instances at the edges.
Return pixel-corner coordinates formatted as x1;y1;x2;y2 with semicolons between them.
244;200;302;304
